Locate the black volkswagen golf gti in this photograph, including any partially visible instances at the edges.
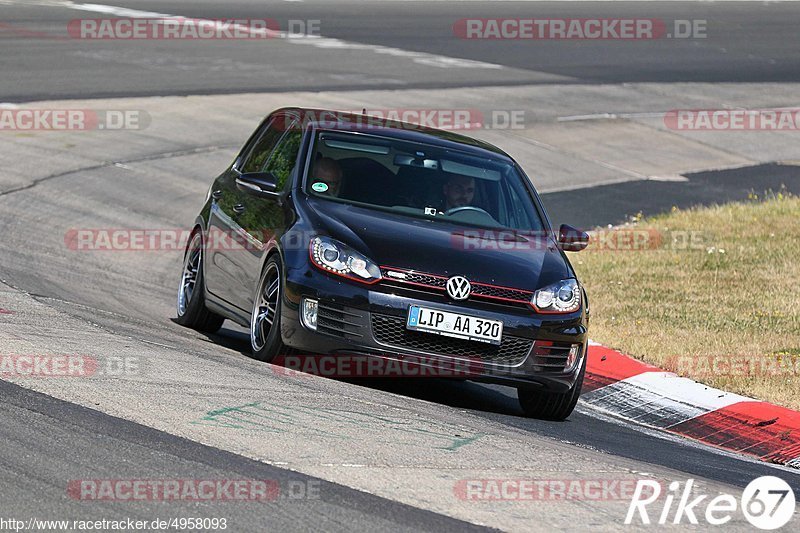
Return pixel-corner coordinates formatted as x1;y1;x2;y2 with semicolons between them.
177;108;590;420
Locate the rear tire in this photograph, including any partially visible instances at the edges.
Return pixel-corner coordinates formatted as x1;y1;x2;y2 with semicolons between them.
176;230;225;333
250;256;288;363
517;356;586;421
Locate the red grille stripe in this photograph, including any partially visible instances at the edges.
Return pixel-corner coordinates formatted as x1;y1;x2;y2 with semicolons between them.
380;266;533;304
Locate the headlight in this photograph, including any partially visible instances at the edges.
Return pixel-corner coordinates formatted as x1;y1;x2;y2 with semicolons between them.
309;236;382;284
532;279;581;314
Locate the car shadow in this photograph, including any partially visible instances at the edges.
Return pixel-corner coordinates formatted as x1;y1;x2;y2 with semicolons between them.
187;322;800;495
196;324;252;355
348;377;524;416
202;324;526;417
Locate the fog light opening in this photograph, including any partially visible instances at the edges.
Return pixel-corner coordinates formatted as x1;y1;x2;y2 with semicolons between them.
301;298;318;331
565;344;581;371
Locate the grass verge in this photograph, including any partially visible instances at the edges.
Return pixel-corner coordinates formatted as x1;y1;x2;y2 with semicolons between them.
571;193;800;410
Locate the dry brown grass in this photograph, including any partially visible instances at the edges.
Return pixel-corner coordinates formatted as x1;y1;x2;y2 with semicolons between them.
571;194;800;409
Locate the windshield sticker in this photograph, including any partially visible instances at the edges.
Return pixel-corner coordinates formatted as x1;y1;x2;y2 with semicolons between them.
312;182;329;193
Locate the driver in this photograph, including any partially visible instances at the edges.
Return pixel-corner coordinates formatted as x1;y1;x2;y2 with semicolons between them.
440;174;475;212
312;157;343;197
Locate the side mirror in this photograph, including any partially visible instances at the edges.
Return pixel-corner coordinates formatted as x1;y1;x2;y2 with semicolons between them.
236;172;279;197
557;224;589;252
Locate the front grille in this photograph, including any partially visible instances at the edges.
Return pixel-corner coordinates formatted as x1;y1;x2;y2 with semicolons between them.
471;284;532;302
317;302;365;338
380;266;532;308
370;313;532;366
531;341;572;371
404;272;447;289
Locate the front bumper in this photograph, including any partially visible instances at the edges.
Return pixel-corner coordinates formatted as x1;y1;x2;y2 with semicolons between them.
279;264;588;392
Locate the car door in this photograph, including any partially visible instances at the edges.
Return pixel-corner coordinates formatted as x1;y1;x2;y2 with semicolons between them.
208;115;304;311
205;116;288;308
232;119;304;312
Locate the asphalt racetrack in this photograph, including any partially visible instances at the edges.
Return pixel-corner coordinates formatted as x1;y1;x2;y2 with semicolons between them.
1;1;799;531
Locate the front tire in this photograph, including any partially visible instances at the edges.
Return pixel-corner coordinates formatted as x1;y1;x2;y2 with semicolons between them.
250;256;288;363
176;230;225;333
517;356;586;421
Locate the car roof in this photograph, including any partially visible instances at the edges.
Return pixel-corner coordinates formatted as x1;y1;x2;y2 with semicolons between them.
271;107;515;163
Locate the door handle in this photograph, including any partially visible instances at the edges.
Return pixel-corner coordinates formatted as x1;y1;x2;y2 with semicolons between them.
232;204;246;214
211;190;223;200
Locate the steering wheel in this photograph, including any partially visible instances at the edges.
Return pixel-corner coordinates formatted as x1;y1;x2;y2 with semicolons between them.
445;206;492;217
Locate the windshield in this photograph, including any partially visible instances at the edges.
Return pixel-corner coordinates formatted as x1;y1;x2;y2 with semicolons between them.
305;130;545;231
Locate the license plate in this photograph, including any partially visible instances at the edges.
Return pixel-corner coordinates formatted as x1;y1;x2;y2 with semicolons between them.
406;305;503;345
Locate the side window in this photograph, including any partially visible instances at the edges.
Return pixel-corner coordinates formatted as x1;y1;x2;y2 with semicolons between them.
239;118;290;174
263;127;303;190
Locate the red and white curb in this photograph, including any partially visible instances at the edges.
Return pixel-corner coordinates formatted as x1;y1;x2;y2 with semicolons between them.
582;342;800;469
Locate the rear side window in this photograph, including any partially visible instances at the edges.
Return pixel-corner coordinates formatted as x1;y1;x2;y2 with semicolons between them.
240;118;295;174
263;127;303;189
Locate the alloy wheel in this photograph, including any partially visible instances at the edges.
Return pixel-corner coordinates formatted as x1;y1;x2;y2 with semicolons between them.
251;262;280;352
177;233;203;316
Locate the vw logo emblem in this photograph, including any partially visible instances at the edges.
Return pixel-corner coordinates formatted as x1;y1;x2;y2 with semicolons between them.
446;276;471;301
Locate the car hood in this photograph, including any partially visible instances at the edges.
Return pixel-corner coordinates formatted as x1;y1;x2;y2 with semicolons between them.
304;198;573;291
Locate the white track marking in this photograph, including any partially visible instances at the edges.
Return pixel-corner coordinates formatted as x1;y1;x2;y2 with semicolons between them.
558;112;672;122
624;371;753;412
582;370;754;429
57;1;503;70
648;175;690;182
66;2;171;17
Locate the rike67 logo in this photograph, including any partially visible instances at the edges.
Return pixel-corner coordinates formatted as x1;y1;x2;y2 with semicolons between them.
626;476;796;529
